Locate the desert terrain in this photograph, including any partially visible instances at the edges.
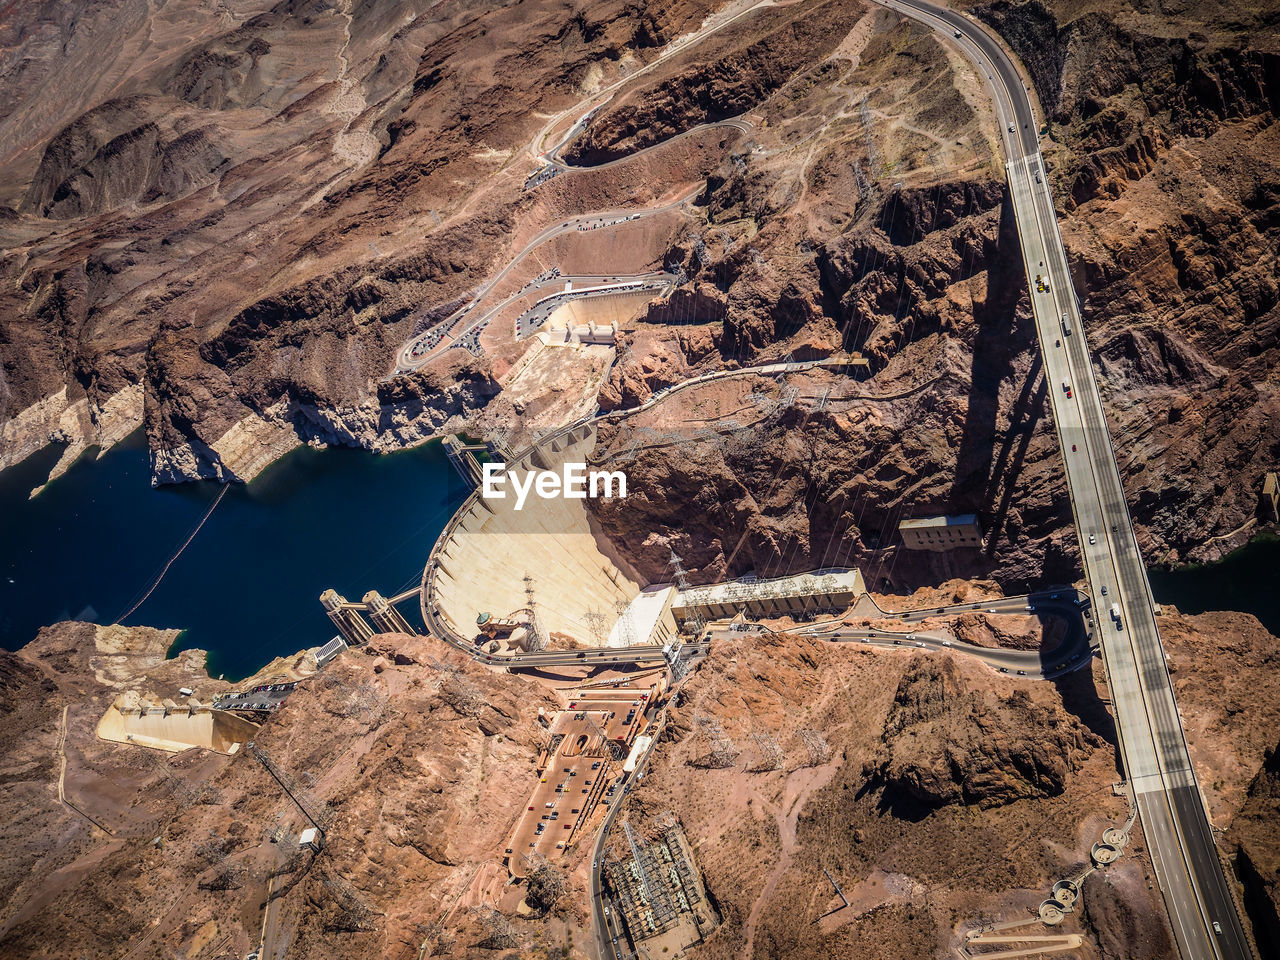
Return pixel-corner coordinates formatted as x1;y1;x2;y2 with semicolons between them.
0;585;1277;958
0;0;1273;581
1;0;1279;956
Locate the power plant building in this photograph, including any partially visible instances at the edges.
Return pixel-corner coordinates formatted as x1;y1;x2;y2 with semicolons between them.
898;514;984;551
1262;472;1278;523
671;568;864;625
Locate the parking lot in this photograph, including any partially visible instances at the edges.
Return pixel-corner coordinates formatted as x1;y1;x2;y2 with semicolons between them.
505;685;657;876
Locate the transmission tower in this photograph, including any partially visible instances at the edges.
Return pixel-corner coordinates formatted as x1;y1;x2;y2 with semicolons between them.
669;550;705;639
613;432;643;465
583;608;608;645
853;159;872;200
584;714;625;759
317;672;387;724
321;868;376;931
691;233;708;264
798;727;831;767
694;716;738;769
440;672;483;718
195;835;232;867
523;574;546;652
859;99;881;178
425;655;460;674
521;851;567;908
692;425;729;453
133;746;203;806
613;598;638;647
199;854;246;891
473;905;516;949
749;731;784;772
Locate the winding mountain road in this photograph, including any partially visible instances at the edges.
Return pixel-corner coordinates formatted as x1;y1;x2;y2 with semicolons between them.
395;191;699;370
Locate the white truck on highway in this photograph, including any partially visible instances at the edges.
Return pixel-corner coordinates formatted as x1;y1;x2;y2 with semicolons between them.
1110;603;1123;630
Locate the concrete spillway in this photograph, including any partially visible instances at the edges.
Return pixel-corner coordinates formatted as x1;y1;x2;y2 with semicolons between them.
545;288;658;331
97;699;260;754
427;422;642;647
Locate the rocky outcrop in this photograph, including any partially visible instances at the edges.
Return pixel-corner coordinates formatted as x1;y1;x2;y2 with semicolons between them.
562;0;865;164
584;0;1280;583
0;383;143;491
0;624;571;959
1231;742;1280;959
974;2;1279;203
20;97;229;219
614;628;1169;958
588;171;1076;590
874;180;1005;247
870;657;1100;812
0;0;726;488
1079;868;1176;960
149;355;499;484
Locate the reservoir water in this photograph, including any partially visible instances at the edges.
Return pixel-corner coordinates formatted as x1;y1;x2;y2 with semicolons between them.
0;430;464;681
1148;534;1280;637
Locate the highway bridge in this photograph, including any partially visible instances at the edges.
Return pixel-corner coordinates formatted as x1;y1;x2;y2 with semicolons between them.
875;1;1253;955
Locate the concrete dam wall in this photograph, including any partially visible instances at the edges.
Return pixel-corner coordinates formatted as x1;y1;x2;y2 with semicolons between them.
426;422;642;647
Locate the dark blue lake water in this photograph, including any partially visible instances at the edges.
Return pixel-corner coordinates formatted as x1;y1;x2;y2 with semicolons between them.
0;430;463;680
1148;533;1280;637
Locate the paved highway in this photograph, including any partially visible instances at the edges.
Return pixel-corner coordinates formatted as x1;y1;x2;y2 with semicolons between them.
875;1;1252;956
786;590;1093;679
588;707;666;960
